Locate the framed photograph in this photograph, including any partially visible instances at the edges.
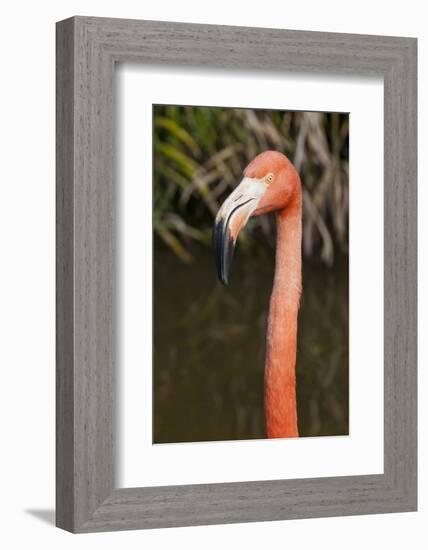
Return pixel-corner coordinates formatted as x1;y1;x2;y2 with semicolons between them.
56;16;417;532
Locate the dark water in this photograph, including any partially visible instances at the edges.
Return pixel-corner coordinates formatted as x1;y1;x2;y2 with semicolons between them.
153;245;349;443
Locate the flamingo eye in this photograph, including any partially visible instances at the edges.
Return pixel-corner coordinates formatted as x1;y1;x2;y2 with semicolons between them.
265;173;274;184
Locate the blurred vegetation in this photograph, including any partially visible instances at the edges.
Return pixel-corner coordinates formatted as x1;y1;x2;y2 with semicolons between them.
154;105;349;266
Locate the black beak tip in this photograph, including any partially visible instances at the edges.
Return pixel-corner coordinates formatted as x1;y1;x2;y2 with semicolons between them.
213;218;233;287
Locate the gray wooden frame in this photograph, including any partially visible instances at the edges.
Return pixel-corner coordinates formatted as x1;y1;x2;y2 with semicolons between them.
56;16;417;533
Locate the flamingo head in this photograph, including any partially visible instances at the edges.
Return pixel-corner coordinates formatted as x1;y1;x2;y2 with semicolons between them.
213;150;300;285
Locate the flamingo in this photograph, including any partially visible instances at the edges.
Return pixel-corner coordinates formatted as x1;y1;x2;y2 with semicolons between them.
214;151;301;438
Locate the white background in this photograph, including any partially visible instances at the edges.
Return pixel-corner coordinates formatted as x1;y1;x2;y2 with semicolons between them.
0;1;425;549
118;67;384;487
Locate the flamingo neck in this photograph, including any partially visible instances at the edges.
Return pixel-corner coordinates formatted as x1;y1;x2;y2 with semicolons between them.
264;195;302;438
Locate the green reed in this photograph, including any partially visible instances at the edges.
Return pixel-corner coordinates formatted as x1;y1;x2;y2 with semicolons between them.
153;105;349;266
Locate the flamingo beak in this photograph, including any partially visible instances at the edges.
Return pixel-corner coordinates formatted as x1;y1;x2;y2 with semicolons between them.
213;177;267;285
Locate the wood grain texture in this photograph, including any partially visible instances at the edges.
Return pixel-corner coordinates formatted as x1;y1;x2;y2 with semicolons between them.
56;16;417;533
56;18;75;532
